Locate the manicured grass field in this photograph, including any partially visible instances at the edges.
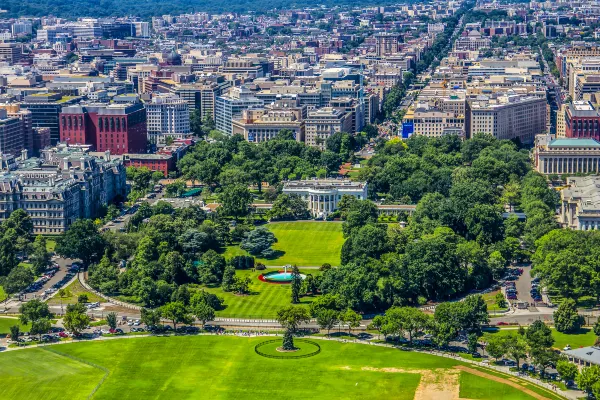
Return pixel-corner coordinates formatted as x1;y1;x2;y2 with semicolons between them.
46;239;57;252
459;371;535;400
0;317;30;335
482;290;509;312
47;279;103;306
0;286;6;302
224;222;344;266
485;327;596;349
0;336;560;400
0;348;104;400
199;268;320;318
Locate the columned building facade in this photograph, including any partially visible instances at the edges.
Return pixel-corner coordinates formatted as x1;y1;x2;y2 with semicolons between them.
282;180;368;218
534;135;600;175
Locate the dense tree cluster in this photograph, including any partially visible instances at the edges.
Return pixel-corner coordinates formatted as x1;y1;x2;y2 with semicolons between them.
0;210;52;296
533;229;600;303
317;135;555;312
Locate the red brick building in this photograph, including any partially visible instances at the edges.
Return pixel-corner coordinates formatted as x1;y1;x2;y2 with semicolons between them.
565;101;600;140
122;153;174;176
60;103;147;155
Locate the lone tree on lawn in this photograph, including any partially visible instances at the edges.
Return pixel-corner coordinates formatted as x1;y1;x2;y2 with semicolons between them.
160;301;192;332
276;306;310;351
316;308;339;337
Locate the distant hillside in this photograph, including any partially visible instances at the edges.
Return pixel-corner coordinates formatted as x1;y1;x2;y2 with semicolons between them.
2;0;400;18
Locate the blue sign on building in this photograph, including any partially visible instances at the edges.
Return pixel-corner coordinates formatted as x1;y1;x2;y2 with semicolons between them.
248;133;255;142
402;121;414;139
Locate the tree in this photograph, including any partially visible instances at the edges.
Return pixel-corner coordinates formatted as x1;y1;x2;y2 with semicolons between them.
31;318;51;340
30;235;51;275
531;347;558;378
495;292;507;309
57;288;71;312
19;299;51;325
193;302;215;328
290;265;302;303
160;302;192;331
197;250;226;284
342;200;378;237
63;303;91;335
484;334;508;360
369;315;386;340
505;334;528;368
594;320;600;337
467;333;479;354
267;194;310;221
2;265;34;296
316;308;339;337
9;325;19;342
578;366;600;394
106;312;117;330
554;299;584;333
556;359;578;382
397;307;429;343
219;184;252;220
140;308;161;327
276;306;310;350
221;264;236;292
55;219;106;266
78;294;89;304
526;320;555;350
240;227;277;258
232;276;251;295
341;309;361;335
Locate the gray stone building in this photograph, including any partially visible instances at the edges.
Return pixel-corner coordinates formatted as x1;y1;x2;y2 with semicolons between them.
0;144;127;234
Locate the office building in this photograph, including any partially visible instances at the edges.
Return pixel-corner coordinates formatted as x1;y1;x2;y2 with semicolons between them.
0;145;127;234
20;93;81;145
0;43;23;64
0;110;24;157
534;134;600;175
564;101;600;140
145;94;190;144
375;33;401;56
561;176;600;230
215;86;264;135
232;108;304;143
466;95;547;143
304;107;353;150
59;103;147;155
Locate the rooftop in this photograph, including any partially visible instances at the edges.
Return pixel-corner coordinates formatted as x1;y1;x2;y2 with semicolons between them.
549;138;600;148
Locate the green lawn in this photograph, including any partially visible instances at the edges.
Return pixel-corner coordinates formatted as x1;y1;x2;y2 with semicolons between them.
47;279;103;306
482;290;509;312
0;286;6;302
484;327;596;349
459;371;535;400
46;239;57;252
0;336;561;400
224;222;344;266
199;268;321;318
0;317;31;335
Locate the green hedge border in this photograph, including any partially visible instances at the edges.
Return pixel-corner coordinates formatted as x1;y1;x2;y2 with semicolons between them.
254;338;321;359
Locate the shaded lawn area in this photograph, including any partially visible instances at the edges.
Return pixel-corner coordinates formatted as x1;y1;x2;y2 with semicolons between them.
484;327;596;349
46;239;57;252
0;336;458;400
0;317;31;335
223;221;344;266
459;371;535;400
198;268;321;319
482;290;509;312
47;279;103;306
0;286;5;301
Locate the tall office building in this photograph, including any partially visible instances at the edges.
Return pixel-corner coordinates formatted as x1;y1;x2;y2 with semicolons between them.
0;110;24;157
145;94;190;144
215;86;264;135
304;107;353;150
466;95;547;143
375;33;401;57
20;93;81;145
60;103;147;155
0;43;23;64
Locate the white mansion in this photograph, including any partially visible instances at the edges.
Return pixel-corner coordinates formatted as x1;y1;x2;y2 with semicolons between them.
282;179;368;218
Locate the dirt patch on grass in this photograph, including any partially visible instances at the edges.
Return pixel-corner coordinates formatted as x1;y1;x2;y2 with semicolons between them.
454;366;553;400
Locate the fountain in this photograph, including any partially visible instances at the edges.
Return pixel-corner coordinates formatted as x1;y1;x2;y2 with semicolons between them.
258;265;306;284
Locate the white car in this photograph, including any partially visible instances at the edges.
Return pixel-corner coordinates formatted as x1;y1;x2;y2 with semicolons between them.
133;320;141;326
